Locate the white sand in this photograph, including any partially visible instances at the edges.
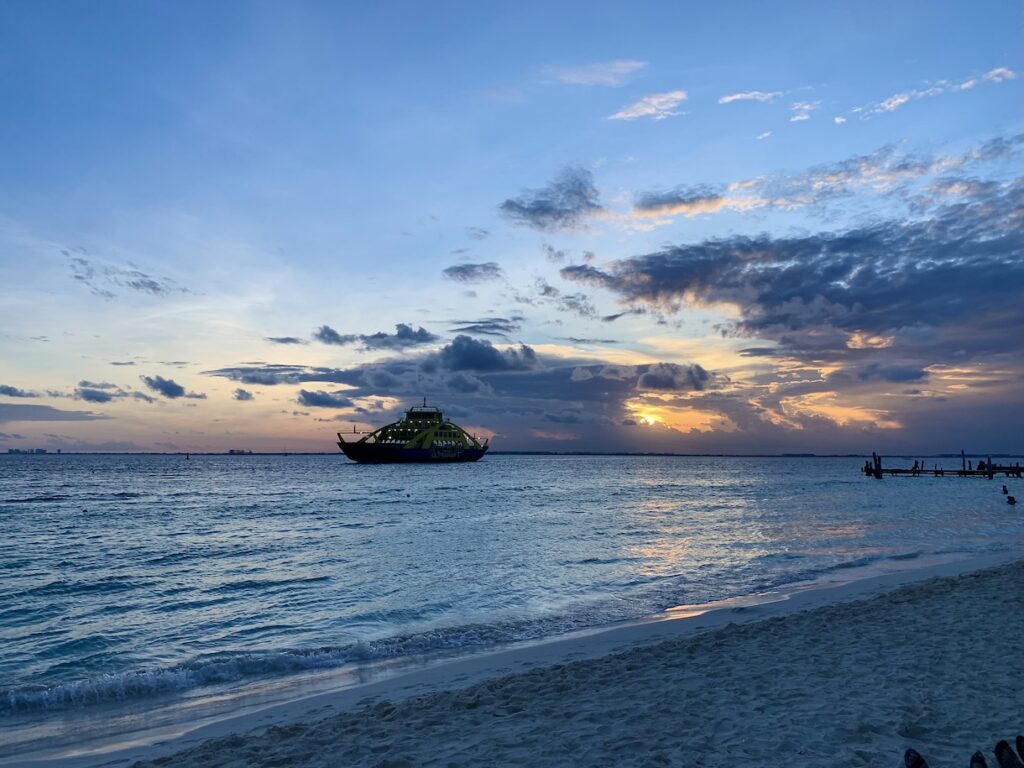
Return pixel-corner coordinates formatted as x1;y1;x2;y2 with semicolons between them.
103;558;1023;768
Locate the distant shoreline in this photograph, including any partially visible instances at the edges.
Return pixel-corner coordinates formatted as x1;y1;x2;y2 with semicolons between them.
3;451;1022;458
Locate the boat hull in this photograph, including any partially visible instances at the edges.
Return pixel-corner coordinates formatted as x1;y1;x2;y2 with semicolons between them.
338;441;488;464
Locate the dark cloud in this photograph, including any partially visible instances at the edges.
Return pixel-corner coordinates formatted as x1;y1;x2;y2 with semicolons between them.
67;380;156;403
296;389;354;408
446;373;489;393
266;336;308;345
601;308;646;322
0;431;26;439
466;227;490;240
233;388;254;401
447;317;523;337
500;167;604;231
433;335;538;372
636;363;715;391
442;262;503;282
141;375;206;400
313;323;439;350
312;325;357;345
563;179;1024;366
360;324;440;350
0;385;37;398
853;363;928;383
110;361;136;366
0;403;109;423
74;387;115;403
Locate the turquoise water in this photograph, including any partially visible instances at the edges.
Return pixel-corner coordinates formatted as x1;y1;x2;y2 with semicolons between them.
1;454;1021;726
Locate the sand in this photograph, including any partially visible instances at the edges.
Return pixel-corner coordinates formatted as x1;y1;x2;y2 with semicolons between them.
106;558;1024;768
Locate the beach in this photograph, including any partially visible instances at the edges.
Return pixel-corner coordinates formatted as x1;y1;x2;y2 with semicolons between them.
46;556;1016;768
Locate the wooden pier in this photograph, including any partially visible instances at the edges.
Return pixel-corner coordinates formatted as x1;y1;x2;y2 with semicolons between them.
863;451;1024;479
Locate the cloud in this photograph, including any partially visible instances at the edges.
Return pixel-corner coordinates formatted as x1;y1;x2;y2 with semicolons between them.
447;317;522;336
858;67;1017;117
466;227;490;240
608;90;687;121
983;66;1017;83
636;363;717;391
554;292;597;318
629;134;1024;225
0;385;37;397
312;325;357;345
543;244;567;263
266;336;308;345
296;389;354;408
442;262;503;282
78;380;116;389
719;90;781;104
789;100;821;121
203;364;358;386
110;361;136;366
600;308;647;322
562;178;1024;369
0;403;109;423
633;186;729;218
556;337;620;345
141;375;206;400
233;388;254;401
552;59;647;87
313;323;440;350
360;325;440;350
500;167;604;231
757;131;772;140
65;253;187;299
432;335;538;372
74;387;115;403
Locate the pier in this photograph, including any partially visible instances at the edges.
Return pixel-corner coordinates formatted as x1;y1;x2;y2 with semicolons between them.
863;451;1024;479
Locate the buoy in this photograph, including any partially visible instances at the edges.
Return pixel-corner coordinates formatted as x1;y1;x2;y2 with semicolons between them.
1002;485;1009;494
1008;496;1017;505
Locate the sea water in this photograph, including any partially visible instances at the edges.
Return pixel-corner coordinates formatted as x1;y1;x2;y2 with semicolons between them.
1;454;1022;755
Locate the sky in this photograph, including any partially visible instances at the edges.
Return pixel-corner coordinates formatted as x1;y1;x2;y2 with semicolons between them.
1;0;1022;454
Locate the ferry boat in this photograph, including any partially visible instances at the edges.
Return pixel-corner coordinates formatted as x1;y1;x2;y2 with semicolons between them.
337;402;489;463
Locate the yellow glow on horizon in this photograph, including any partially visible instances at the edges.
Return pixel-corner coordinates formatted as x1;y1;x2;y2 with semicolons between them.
781;391;902;429
637;335;761;373
625;397;737;433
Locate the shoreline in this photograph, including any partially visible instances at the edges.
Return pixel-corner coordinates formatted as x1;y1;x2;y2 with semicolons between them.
7;550;1021;767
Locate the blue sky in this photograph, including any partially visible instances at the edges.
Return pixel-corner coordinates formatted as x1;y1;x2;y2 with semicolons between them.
1;1;1022;452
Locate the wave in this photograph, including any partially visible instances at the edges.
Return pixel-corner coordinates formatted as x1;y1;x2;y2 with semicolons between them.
0;616;587;715
0;546;985;717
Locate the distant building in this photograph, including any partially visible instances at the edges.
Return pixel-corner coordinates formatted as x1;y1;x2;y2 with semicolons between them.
7;448;48;454
227;449;253;455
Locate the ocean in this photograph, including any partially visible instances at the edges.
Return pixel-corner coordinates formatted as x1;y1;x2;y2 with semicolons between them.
2;453;1022;757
